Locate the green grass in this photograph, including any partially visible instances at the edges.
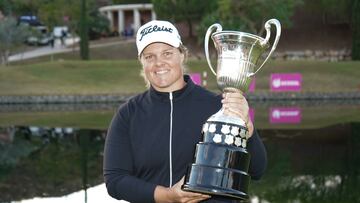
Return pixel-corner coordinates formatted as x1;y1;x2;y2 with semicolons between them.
257;60;360;93
1;102;359;130
191;60;360;93
2;59;359;95
1;51;360;129
0;60;146;95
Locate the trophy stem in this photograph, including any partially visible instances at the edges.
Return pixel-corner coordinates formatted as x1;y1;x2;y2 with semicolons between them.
209;107;247;130
223;87;243;94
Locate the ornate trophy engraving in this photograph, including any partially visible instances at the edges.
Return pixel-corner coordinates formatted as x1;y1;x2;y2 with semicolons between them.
182;19;281;200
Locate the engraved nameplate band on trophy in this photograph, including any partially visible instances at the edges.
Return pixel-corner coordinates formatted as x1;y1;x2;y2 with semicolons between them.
182;19;281;201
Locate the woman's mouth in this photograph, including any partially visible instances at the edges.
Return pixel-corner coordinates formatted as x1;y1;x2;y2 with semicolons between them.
155;69;169;75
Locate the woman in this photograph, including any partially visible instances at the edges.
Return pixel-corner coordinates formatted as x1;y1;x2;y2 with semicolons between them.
103;20;267;203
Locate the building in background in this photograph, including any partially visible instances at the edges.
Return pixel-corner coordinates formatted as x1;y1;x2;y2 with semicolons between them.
99;3;155;37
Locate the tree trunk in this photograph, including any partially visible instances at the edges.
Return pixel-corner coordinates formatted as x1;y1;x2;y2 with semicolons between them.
5;50;9;65
80;0;89;60
352;0;360;60
0;51;9;66
0;54;5;66
187;19;193;38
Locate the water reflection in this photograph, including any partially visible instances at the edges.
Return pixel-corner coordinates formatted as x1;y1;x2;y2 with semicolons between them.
0;127;105;203
0;101;359;203
251;122;360;202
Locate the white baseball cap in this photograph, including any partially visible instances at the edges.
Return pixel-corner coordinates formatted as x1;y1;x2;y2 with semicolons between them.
136;20;182;56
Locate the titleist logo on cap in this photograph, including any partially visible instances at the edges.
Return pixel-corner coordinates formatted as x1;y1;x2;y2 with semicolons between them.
139;25;173;41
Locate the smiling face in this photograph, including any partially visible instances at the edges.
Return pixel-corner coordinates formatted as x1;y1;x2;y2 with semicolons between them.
140;42;186;92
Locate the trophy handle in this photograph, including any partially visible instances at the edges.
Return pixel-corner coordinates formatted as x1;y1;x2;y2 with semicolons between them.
250;19;281;77
205;23;223;76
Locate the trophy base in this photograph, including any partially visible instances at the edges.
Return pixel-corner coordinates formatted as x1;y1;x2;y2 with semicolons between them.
182;164;250;201
182;184;249;201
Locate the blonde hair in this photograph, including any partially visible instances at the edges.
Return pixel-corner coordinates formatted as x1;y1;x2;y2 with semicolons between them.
140;44;189;88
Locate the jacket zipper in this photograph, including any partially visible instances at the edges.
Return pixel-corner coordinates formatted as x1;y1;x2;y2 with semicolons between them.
169;92;174;186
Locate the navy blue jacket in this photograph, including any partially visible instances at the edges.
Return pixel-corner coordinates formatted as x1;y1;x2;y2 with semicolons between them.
103;76;267;202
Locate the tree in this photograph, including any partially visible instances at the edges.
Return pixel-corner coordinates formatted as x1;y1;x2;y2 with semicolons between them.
88;10;110;40
0;0;12;16
6;0;109;38
197;0;303;42
152;0;216;37
9;0;43;16
304;0;360;60
351;0;360;60
112;0;150;3
80;0;89;60
0;17;29;65
304;0;350;24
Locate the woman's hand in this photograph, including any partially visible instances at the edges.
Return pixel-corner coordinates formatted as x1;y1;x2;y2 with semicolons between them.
154;177;211;203
221;92;254;137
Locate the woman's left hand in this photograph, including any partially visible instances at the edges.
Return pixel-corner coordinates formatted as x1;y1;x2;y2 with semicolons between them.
221;92;254;137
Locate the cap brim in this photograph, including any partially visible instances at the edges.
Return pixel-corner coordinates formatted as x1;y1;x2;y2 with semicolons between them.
137;32;181;55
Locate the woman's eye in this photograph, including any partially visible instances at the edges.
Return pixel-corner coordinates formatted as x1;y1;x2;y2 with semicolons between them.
145;55;153;60
164;51;173;57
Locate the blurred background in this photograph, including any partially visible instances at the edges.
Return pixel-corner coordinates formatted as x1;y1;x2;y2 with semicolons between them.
0;0;359;202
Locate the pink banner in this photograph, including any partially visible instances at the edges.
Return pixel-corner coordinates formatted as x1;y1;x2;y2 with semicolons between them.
189;73;202;86
270;107;302;124
270;73;302;92
248;78;256;92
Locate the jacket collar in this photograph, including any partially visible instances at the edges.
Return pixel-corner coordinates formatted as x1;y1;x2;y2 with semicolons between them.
149;75;195;102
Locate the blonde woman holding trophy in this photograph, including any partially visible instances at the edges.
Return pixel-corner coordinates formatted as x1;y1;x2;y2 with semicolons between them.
103;19;272;203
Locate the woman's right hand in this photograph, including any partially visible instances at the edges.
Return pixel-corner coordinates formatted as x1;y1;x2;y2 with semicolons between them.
155;177;211;203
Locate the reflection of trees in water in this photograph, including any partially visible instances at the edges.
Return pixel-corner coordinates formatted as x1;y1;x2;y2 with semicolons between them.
251;122;360;202
0;126;37;182
2;123;359;202
0;126;106;202
254;175;358;202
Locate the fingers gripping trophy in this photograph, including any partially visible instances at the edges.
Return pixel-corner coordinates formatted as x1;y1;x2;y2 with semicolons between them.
182;19;281;200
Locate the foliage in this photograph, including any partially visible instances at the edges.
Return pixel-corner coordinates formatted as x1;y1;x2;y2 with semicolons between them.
9;0;42;16
0;143;36;181
152;0;217;37
2;0;109;39
0;17;30;65
88;10;110;40
35;0;76;29
0;128;104;200
304;0;360;60
196;0;303;44
0;0;12;15
304;0;352;23
351;0;360;60
112;0;151;3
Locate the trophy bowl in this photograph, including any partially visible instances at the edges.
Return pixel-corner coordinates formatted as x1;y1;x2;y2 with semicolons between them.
182;19;281;201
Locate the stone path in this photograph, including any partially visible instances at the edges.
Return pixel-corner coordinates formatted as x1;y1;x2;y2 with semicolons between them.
8;38;135;62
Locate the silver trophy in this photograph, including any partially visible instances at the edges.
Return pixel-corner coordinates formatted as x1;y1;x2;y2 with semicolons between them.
182;19;281;200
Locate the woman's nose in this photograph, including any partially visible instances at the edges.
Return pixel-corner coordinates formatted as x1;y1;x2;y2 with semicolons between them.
154;56;165;66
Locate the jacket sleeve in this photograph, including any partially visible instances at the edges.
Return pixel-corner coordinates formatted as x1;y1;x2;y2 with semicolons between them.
103;103;157;203
247;129;267;180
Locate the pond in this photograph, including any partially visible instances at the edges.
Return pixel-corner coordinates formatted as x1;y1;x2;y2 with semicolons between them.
0;100;359;203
